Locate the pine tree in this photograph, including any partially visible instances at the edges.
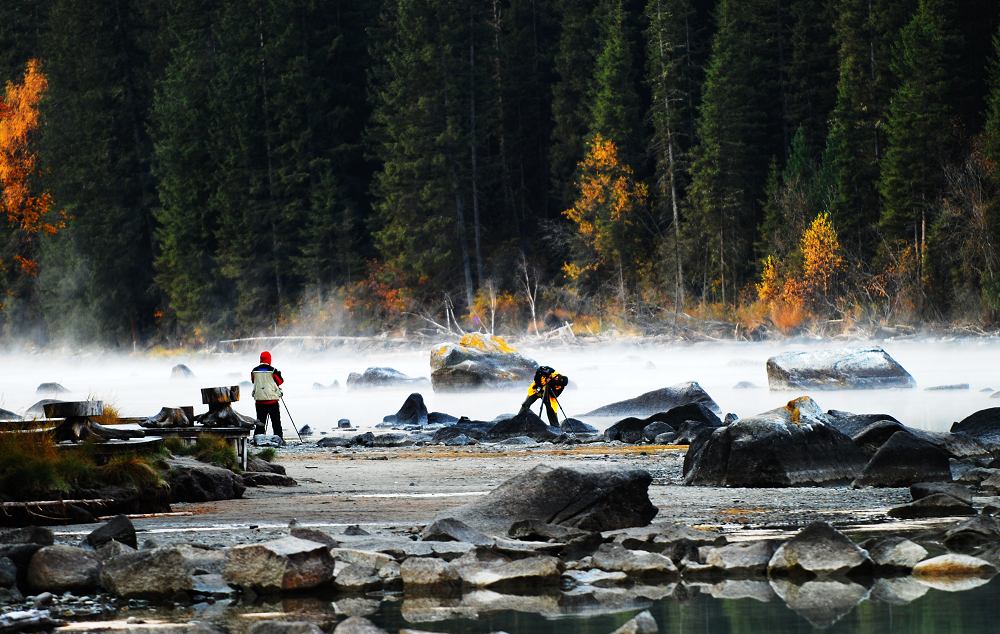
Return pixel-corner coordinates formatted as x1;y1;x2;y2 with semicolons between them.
878;0;963;244
589;0;642;167
785;0;837;159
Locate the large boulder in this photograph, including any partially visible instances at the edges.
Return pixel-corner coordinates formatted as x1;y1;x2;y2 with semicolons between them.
605;403;723;443
27;545;100;592
224;536;335;591
951;408;1000;449
87;515;137;549
429;335;537;392
100;547;198;597
382;393;429;427
767;521;871;576
683;397;867;487
436;464;657;536
347;367;429;388
486;410;562;441
584;381;720;418
766;347;916;390
170;364;195;379
166;456;245;502
852;431;952;487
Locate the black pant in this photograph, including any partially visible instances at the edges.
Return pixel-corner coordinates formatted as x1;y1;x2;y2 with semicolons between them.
521;391;560;427
255;402;283;438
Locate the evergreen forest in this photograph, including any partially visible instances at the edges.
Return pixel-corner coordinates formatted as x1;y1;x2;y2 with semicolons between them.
2;0;1000;346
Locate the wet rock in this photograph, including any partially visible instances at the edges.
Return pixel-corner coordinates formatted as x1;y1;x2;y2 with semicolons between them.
87;515;137;549
242;472;298;487
770;578;869;628
508;520;591;543
26;545;100;593
224;537;336;591
332;549;395;572
1;526;54;547
563;568;629;588
191;572;236;599
370;433;413;448
766;347;915;390
768;521;871;576
912;554;997;579
853;431;952;487
671;419;720;445
887;493;976;519
0;610;63;633
339;419;352;428
584;381;720;418
950;408;1000;448
611;610;659;634
316;436;351;448
870;577;929;605
351;432;375;447
167;456;246;502
561;418;597;434
439;464;657;536
254;434;285;448
171;364;195;379
382;393;429;427
641;421;674;442
862;536;927;570
36;382;70;394
653;432;678;444
486;410;562;440
100;547;197;597
400;557;460;588
455;555;561;588
697;540;778;576
95;540;135;562
683;397;867;487
591;544;678;576
427;411;458;425
825;410;902;438
429;337;537;392
347;367;429;389
443;433;477;446
333;616;387;634
702;579;777;602
911;481;972;505
249;621;324;634
248;456;286;475
421;518;492;546
498;435;538;445
942;515;1000;552
607;524;725;563
335;563;382;592
344;525;370;537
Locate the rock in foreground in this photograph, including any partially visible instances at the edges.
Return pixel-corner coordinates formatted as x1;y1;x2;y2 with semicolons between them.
766;347;916;390
224;537;335;591
438;464;657;536
683;397;867;487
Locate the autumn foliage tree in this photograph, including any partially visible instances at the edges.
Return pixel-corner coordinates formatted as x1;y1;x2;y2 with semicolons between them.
562;133;648;299
0;59;61;279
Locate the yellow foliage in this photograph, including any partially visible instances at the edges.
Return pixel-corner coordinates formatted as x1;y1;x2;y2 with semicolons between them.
458;333;517;354
756;256;781;303
801;212;844;297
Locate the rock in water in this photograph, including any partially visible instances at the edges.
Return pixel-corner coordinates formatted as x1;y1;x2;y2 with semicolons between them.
852;431;951;487
36;382;69;395
768;521;872;576
584;381;720;418
346;367;429;388
770;578;869;629
436;464;657;536
224;536;335;591
683;397;867;487
766;347;915;390
429;334;537;392
912;554;997;579
170;364;195;379
385;393;428;427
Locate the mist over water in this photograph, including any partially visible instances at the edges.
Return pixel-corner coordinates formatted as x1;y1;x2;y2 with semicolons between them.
3;338;997;434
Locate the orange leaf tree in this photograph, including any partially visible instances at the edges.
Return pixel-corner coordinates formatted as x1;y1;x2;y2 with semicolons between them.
800;211;844;302
562;133;648;289
0;59;62;277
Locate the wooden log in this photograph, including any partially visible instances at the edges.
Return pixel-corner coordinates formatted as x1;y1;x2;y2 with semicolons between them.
201;386;240;405
43;400;102;419
0;499;114;508
52;419;145;443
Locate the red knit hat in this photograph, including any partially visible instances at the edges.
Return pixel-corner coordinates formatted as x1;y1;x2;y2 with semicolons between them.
260;350;271;365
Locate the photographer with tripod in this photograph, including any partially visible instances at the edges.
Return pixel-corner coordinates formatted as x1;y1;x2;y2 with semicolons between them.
519;366;569;428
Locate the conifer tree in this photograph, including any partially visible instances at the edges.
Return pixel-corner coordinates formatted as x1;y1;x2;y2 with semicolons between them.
589;0;642;167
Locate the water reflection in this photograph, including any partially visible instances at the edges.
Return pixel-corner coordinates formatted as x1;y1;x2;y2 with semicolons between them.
116;576;1000;633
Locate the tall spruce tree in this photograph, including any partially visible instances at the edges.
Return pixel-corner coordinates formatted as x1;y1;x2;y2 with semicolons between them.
785;0;837;159
589;0;642;167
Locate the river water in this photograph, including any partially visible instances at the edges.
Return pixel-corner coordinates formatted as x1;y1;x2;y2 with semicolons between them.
3;338;998;433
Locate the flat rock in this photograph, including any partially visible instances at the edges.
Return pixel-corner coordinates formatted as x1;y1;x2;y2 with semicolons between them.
333;616;387;634
862;536;927;570
421;518;492;546
591;544;678;576
347;367;428;389
100;547;197;597
399;557;460;588
438;464;657;536
611;610;659;634
698;540;778;576
766;347;915;390
562;568;629;588
607;524;725;562
224;536;335;591
911;481;972;505
316;436;352;448
26;545;100;592
683;397;867;487
508;520;591;543
249;621;324;634
242;472;298;487
853;431;952;487
768;521;871;576
912;554;997;579
335;563;382;592
887;493;976;519
455;555;561;588
584;381;720;418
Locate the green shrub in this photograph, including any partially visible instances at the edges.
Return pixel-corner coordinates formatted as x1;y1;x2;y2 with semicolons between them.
98;454;164;488
163;436;196;456
193;436;239;471
255;447;277;462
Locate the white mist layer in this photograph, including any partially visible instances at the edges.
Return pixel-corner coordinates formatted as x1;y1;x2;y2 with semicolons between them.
2;339;996;435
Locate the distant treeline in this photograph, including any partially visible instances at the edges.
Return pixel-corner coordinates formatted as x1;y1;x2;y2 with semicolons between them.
2;0;1000;345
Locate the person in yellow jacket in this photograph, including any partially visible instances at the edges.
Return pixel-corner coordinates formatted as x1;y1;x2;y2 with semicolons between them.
519;366;568;427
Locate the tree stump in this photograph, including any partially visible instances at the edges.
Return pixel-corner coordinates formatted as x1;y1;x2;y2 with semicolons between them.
43;401;103;419
201;386;240;409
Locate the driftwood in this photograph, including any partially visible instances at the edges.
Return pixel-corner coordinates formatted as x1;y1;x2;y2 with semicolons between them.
53;419;145;443
141;406;192;428
0;499;114;509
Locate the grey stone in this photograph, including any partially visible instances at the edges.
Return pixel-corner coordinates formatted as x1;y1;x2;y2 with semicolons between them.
100;547;197;597
0;557;16;588
254;434;284;448
912;554;997;579
331;549;395;571
291;527;340;548
951;408;1000;448
608;524;725;562
910;482;972;505
770;578;869;628
591;544;678;576
767;521;871;576
585;382;720;418
508;519;591;543
443;433;477;446
242;472;298;487
698;540;778;575
384;392;429;426
0;526;54;547
249;621;324;634
36;382;70;394
455;555;561;587
942;515;1000;552
561;418;598;434
853;431;952;487
487;410;561;441
347;367;428;389
702;579;777;602
887;493;976;519
870;577;929;605
316;436;352;448
333;616;387;634
653;432;677;444
224;537;335;591
766;347;915;390
335;563;382;592
562;568;629;587
611;610;659;634
421;518;492;546
87;515;137;549
166;456;245;503
429;341;537;391
170;364;195;379
27;545;100;592
191;573;236;598
863;537;927;570
439;463;656;536
248;456;286;475
400;557;460;587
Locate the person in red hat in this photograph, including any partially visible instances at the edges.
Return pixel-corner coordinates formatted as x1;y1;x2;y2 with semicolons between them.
251;351;284;438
